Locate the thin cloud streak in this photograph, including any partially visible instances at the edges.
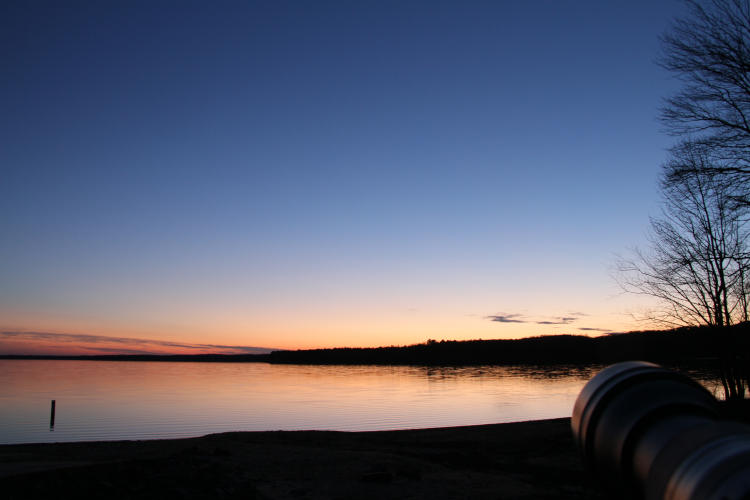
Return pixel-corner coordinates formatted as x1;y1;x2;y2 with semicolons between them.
536;316;578;325
0;331;275;355
486;314;528;323
488;312;588;326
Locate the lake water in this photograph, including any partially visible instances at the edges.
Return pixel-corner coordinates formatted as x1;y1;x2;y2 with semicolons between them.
0;360;722;445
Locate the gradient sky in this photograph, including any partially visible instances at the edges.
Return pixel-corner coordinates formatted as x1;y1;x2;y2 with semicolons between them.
1;1;687;354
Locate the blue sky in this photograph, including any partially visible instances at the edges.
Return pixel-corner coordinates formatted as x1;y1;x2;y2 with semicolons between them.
1;1;686;352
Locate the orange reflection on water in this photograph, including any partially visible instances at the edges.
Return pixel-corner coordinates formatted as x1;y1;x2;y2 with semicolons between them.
0;360;606;444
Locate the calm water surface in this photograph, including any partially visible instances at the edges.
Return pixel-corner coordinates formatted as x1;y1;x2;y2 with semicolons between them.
0;360;721;444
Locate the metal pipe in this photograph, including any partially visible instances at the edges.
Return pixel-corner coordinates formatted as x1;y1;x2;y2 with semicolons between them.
571;361;750;500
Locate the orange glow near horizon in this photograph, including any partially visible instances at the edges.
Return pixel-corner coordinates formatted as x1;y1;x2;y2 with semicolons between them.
0;280;660;355
0;304;653;356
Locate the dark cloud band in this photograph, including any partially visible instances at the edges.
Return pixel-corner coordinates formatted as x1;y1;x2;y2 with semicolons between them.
0;331;273;355
488;312;588;325
486;314;527;323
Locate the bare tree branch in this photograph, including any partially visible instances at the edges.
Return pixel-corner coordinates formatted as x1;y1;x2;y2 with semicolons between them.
616;140;750;397
659;0;750;205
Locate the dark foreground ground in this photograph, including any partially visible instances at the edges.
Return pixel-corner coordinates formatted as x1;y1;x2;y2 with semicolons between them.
0;418;604;499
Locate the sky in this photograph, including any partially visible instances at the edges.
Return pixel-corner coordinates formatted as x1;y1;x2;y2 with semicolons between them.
1;0;688;354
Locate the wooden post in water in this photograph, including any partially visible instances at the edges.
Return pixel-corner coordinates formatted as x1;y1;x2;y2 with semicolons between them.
50;400;55;430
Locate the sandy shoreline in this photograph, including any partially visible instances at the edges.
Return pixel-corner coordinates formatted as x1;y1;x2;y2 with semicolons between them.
0;417;603;499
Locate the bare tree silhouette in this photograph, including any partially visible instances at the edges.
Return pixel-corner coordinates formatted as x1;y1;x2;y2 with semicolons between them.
659;0;750;206
618;141;750;398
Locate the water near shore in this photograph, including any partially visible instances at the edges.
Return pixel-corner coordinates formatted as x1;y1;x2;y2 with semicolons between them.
0;360;722;445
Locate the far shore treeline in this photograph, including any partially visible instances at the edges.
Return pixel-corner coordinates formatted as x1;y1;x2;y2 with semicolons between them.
3;323;748;367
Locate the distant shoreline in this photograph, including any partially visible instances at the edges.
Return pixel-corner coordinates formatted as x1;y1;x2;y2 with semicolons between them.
2;323;747;367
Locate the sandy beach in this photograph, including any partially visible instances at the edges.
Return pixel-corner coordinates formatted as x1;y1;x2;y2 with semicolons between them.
0;417;603;499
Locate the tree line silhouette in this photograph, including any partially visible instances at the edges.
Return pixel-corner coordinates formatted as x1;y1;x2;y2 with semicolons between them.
8;324;743;367
266;323;749;366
